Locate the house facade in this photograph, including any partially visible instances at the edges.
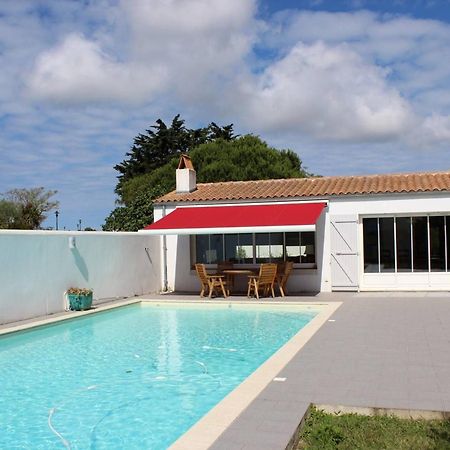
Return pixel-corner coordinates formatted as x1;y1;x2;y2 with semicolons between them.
143;156;450;293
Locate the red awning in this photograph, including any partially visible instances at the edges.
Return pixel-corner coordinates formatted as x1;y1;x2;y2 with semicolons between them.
142;202;326;235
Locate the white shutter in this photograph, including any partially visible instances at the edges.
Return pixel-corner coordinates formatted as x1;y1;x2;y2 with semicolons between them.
330;215;359;291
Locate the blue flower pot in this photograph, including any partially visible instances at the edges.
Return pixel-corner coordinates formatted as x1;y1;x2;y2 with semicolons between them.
68;293;93;311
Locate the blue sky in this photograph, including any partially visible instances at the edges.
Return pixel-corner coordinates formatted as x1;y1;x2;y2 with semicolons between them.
0;0;450;230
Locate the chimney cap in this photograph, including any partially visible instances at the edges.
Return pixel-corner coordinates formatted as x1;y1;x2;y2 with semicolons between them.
177;154;194;170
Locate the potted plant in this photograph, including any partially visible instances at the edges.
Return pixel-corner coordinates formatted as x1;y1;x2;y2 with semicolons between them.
66;287;93;311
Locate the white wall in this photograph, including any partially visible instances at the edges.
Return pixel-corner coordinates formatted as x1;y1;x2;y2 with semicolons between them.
0;231;161;324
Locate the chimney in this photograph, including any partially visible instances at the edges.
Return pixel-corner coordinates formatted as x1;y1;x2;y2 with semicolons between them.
176;154;196;193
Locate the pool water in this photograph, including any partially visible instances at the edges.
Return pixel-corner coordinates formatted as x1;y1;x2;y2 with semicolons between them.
0;303;319;449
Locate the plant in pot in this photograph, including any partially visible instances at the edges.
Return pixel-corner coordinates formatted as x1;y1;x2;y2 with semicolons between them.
66;287;93;311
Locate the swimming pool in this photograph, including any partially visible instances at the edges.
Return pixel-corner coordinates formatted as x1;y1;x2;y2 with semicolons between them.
0;302;320;449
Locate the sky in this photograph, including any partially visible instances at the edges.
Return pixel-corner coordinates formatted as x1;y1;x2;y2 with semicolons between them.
1;0;450;230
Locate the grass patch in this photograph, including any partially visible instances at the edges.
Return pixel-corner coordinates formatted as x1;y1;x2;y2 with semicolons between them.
297;407;450;450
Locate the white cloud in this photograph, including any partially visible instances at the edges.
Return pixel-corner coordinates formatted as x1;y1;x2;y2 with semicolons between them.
27;33;166;103
249;9;450;144
24;2;450;144
26;0;258;104
238;41;415;141
418;114;450;143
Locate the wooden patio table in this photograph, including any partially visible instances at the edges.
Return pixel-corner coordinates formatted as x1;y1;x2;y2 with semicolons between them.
222;269;257;294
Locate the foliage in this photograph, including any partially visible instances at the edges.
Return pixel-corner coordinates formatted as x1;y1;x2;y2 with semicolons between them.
118;135;310;207
103;185;169;231
66;287;93;295
106;114;312;231
0;187;59;229
191;135;307;182
297;407;450;450
114;115;236;199
0;200;21;229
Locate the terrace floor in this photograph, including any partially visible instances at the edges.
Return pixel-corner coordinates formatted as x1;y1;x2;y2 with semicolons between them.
145;291;450;450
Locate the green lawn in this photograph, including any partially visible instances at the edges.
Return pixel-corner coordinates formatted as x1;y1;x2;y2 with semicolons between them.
296;407;450;450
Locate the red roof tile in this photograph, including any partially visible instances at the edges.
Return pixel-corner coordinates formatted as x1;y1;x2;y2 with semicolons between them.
155;171;450;203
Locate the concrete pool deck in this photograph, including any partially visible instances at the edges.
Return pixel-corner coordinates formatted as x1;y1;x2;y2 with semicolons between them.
2;291;449;449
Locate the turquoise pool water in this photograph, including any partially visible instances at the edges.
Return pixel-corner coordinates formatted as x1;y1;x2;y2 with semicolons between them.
0;303;319;449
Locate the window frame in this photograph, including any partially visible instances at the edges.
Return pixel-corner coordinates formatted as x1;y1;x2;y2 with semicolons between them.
362;214;450;274
191;231;317;269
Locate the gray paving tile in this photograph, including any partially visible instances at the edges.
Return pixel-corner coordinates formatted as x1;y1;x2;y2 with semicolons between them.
247;429;295;449
210;442;244;450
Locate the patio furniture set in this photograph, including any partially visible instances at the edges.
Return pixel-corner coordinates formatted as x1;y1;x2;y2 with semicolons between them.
195;261;294;299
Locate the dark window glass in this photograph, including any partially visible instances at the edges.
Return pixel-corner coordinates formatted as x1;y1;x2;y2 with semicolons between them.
285;232;300;263
447;217;450;271
195;235;210;264
379;218;395;272
255;233;270;263
429;216;445;271
225;234;238;263
412;217;429;272
363;218;379;273
396;217;412;272
270;233;284;262
300;232;316;263
225;234;253;263
196;232;317;266
210;234;224;264
195;234;223;264
238;233;253;263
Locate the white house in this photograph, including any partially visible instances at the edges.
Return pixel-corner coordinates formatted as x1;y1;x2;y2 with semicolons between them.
142;155;450;293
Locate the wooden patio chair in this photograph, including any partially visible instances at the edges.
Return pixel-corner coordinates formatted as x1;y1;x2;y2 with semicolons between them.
195;264;228;298
247;263;277;300
276;261;294;297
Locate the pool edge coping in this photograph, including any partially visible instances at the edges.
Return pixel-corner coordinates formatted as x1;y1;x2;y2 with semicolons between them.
167;300;342;450
0;298;141;337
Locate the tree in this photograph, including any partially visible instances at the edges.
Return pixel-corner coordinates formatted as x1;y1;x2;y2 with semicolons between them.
113;115;235;200
103;185;168;231
3;188;59;230
104;135;312;231
0;200;21;229
123;135;310;205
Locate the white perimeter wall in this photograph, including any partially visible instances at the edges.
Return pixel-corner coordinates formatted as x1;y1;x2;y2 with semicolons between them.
0;231;161;324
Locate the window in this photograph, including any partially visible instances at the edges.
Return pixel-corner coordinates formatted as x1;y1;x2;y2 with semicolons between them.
412;217;428;272
285;232;301;262
379;218;394;272
363;215;450;274
225;233;253;263
363;218;378;273
193;232;315;266
255;233;284;263
396;217;412;272
195;234;223;264
429;216;445;271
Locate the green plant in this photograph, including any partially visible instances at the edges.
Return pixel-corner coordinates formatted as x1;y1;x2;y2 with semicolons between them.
66;287;93;295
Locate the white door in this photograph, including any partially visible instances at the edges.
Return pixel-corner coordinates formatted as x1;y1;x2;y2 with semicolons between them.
330;215;359;291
